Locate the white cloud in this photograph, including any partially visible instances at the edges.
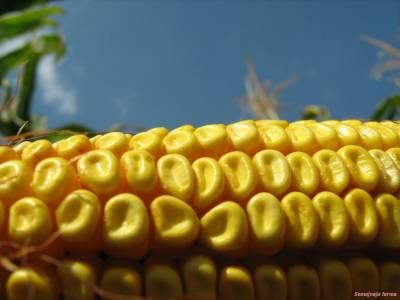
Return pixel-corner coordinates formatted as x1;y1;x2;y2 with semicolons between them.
113;92;136;119
38;55;77;115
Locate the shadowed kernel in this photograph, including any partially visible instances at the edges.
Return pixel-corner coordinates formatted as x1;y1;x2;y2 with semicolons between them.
287;152;319;196
58;260;96;300
338;145;379;192
254;264;287;300
103;193;149;258
182;254;217;299
157;154;194;201
343;189;378;245
312;192;349;247
318;259;352;300
246;193;286;255
77;150;120;197
219;151;257;202
101;265;142;298
379;262;400;294
151;195;199;249
281;192;318;248
287;265;320;300
348;258;379;293
145;263;183;299
219;266;255;300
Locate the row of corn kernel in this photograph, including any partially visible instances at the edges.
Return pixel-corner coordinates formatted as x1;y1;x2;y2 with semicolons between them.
2;143;400;211
3;253;400;300
9;120;400;167
3;188;399;259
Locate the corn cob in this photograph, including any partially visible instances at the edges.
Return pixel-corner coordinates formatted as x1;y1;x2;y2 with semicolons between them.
3;253;400;299
0;120;400;299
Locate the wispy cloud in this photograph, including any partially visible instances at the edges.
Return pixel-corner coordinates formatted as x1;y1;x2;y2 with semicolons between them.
38;55;77;115
113;92;136;119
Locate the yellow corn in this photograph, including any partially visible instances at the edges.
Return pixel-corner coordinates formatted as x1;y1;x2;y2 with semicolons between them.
1;120;400;298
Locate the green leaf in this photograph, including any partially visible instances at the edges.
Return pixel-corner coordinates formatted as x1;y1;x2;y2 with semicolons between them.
301;105;331;121
0;5;63;42
370;95;400;121
0;33;65;78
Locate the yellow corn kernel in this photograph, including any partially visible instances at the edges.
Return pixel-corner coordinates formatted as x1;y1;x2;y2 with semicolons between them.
145;263;183;298
192;157;224;211
287;152;319;196
200;201;248;256
174;124;195;132
182;254;217;299
253;264;287;300
369;149;400;193
7;266;58;300
101;265;142;298
219;151;257;202
162;129;200;159
120;149;157;195
387;148;400;171
253;150;291;197
258;125;292;154
9;197;52;246
379;262;400;295
307;123;340;150
0;201;4;234
334;123;361;146
337;145;379;192
348;258;379;293
312;149;349;194
53;135;92;161
157;154;194;201
151;195;199;250
322;120;340;126
219;266;254;300
148;126;168;138
342;119;362;126
194;124;230;158
375;194;400;248
255;120;289;128
343;189;378;245
77;150;120;197
281;192;318;248
89;135;100;147
94;132;128;157
226;122;260;154
58;260;96;300
13;140;31;155
287;265;320;300
357;124;383;149
246;193;286;255
21;140;56;167
56;189;101;251
312;192;349;247
286;124;319;154
0;160;32;203
103;193;149;258
32;157;79;207
0;146;18;163
318;259;352;300
367;123;399;149
129;132;164;157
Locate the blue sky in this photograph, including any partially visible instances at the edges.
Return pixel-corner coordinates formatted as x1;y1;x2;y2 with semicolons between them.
31;1;400;131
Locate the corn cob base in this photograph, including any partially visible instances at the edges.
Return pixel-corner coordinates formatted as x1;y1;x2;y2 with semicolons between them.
0;119;400;299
